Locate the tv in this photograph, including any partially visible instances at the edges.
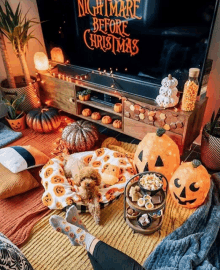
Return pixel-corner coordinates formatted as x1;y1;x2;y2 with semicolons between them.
36;0;219;100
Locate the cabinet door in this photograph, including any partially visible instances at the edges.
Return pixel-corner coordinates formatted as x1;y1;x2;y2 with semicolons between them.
39;73;76;114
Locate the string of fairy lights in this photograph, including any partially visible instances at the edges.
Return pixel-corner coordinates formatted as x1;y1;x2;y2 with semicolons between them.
40;63;128;100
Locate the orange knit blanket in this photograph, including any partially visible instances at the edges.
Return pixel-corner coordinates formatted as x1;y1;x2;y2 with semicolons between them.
0;186;50;246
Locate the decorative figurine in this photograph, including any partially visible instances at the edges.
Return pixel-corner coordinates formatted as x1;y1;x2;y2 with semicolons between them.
156;74;179;108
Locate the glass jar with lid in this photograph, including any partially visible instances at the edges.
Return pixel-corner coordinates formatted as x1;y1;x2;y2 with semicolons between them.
182;68;200;111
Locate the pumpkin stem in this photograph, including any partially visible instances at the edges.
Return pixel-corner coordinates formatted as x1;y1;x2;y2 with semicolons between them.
156;128;166;137
168;74;172;80
192;159;201;168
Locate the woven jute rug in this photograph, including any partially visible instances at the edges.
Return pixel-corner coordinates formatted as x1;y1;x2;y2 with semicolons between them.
20;139;196;270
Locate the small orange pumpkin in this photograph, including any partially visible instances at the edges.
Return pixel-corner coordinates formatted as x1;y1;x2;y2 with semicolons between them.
169;160;210;208
134;128;180;181
114;103;122;113
113;120;122;129
91;112;101;120
102;115;112;124
82;108;92;117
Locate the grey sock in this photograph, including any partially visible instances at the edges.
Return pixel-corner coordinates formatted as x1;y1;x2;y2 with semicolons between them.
49;215;95;251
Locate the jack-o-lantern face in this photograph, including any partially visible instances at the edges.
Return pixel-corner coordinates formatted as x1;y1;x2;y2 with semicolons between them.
11;122;21;130
169;160;210;208
134;128;180;181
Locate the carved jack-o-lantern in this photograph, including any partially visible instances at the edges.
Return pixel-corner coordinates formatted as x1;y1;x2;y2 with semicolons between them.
134;128;180;181
169;160;210;208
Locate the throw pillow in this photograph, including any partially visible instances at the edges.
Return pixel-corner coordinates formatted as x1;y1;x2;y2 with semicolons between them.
0;232;33;269
0;163;39;199
0;145;49;173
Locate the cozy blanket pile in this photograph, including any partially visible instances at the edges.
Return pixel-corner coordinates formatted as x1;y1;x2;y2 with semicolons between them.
143;173;220;270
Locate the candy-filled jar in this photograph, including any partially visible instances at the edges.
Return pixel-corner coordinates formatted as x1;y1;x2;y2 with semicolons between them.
182;68;200;111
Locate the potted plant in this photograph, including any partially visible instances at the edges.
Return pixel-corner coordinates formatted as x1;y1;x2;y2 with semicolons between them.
2;94;26;131
201;108;220;171
77;89;91;101
0;1;42;112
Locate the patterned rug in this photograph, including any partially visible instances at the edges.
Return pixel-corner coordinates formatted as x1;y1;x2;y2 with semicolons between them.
20;140;196;270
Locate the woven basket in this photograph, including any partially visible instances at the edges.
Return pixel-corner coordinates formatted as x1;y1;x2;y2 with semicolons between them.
201;125;220;171
0;76;41;113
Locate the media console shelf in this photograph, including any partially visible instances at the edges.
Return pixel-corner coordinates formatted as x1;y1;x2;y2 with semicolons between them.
38;69;207;155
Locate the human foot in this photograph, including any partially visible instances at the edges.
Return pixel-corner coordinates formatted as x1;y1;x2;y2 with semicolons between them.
49;215;95;251
65;205;87;232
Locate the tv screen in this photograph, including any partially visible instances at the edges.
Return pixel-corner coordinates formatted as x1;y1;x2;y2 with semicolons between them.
37;0;218;97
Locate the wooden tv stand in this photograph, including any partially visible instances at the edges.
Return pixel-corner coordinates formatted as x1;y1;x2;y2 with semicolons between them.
38;70;207;155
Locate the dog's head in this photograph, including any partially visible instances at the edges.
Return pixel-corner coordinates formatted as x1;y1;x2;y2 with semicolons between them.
78;167;102;188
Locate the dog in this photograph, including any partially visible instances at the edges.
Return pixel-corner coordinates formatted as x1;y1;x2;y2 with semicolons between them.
76;167;102;224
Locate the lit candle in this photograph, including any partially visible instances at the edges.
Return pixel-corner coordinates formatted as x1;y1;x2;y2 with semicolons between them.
68;77;72;82
58;74;61;79
66;76;69;81
62;74;65;80
52;73;55;77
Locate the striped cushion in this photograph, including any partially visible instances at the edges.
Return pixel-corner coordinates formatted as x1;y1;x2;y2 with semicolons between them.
0;145;49;173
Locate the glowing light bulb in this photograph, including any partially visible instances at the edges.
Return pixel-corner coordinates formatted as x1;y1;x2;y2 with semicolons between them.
98;68;101;71
41;80;45;84
111;84;114;88
125;68;128;71
116;68;118;71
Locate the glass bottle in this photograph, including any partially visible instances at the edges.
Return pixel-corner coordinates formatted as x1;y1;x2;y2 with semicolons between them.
182;68;200;112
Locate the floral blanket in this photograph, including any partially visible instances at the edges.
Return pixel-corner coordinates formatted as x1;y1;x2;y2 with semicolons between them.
40;148;136;210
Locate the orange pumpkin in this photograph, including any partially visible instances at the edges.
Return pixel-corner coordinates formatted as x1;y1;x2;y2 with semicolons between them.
134;128;180;181
113;120;122;129
26;107;61;133
82;108;92;117
91;112;102;120
102;115;112;124
114;103;122;113
169;160;210;208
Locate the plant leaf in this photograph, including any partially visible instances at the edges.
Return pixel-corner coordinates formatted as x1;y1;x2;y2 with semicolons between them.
12;93;25;111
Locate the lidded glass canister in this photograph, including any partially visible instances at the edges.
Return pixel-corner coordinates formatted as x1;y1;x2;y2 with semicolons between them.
182;68;200;111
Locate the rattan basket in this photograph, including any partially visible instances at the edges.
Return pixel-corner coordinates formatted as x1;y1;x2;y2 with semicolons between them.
0;76;41;113
201;125;220;171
